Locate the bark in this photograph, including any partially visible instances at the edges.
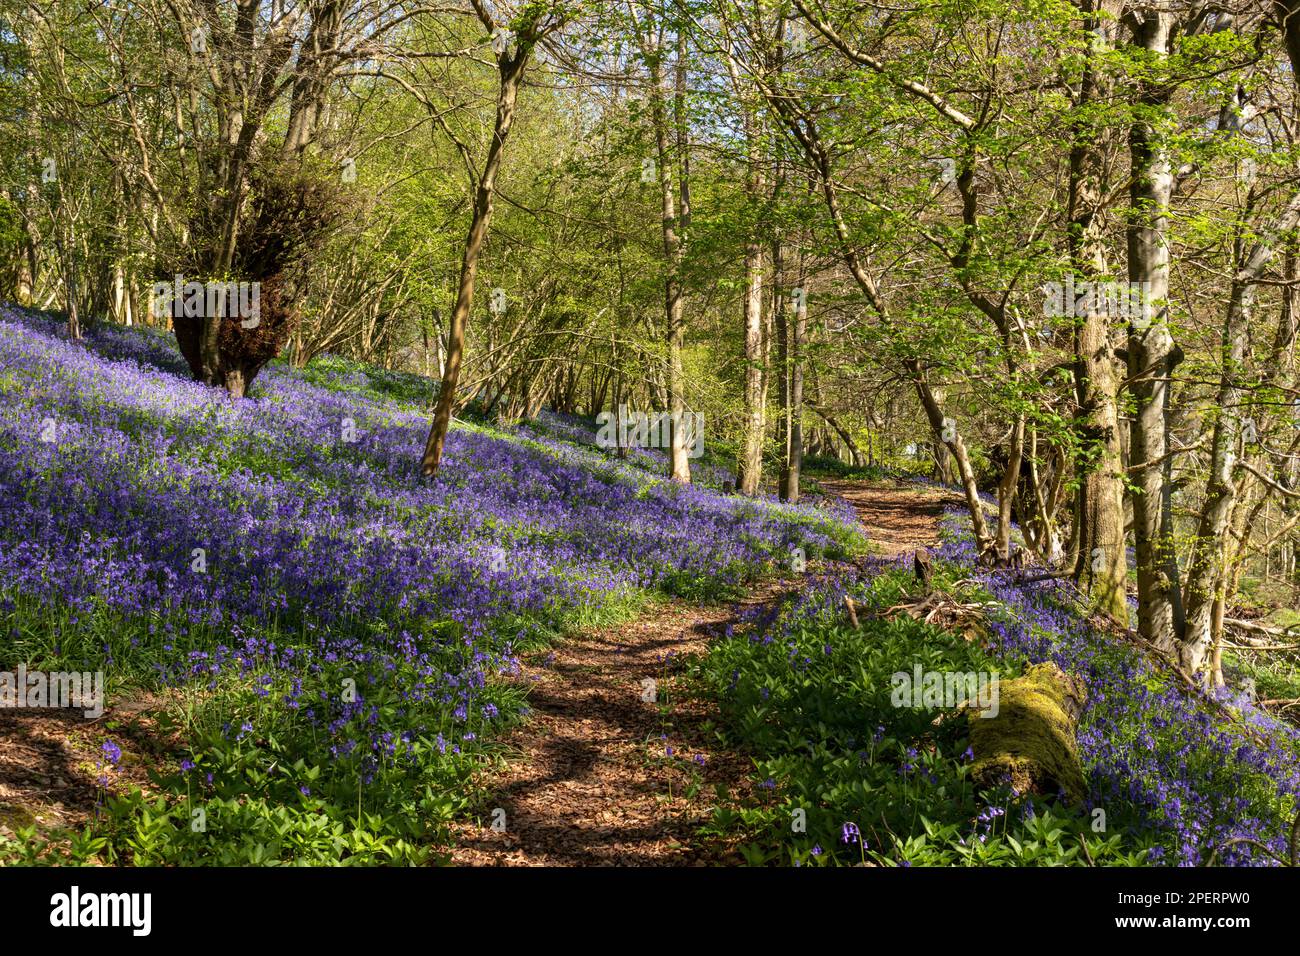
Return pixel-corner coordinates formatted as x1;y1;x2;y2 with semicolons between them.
931;383;955;485
737;113;767;496
17;184;38;307
649;32;692;483
1125;9;1183;651
1070;0;1129;622
995;417;1025;561
779;278;805;502
774;237;791;492
282;1;344;158
910;359;993;553
63;255;80;341
968;662;1089;805
420;43;530;476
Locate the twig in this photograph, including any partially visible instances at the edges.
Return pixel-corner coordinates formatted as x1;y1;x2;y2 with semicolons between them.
844;595;860;630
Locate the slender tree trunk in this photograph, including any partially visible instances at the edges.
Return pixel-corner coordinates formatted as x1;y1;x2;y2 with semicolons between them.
780;279;805;501
17;185;38;307
995;418;1025;560
642;27;693;482
659;35;692;482
773;237;791;494
420;48;529;477
1125;10;1183;651
910;359;993;552
930;384;955;484
1070;0;1129;621
55;229;80;341
737;113;767;495
64;261;80;341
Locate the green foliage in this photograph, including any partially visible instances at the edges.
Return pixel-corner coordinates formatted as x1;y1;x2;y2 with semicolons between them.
693;565;1156;866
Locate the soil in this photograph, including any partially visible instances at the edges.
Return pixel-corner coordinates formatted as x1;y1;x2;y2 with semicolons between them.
447;579;798;865
447;478;958;865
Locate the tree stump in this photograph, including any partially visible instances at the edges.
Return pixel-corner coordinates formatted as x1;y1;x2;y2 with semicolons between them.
913;548;933;592
968;662;1088;804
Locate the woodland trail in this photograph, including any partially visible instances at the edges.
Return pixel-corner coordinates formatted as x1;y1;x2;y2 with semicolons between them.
0;477;965;862
446;577;798;865
817;478;964;557
447;477;960;866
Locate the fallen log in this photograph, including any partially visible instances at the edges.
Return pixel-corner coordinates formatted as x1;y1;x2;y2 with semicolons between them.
968;662;1088;804
1224;618;1300;641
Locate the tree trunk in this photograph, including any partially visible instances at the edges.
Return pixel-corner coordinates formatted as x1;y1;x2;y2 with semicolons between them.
420;46;529;477
1070;0;1129;622
737;116;767;495
779;281;805;502
1125;10;1183;652
930;384;955;484
652;33;692;484
995;417;1025;561
910;360;993;554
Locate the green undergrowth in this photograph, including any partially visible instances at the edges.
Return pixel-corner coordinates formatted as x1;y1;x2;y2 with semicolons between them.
693;561;1157;866
0;583;651;866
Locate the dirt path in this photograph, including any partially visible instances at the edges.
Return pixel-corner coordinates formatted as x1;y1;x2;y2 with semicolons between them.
448;477;959;866
818;478;962;556
3;478;957;863
448;579;797;866
0;694;169;842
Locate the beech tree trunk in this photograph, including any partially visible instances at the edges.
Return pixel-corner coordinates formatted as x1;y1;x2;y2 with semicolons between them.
737;110;767;496
1125;10;1183;652
779;277;805;502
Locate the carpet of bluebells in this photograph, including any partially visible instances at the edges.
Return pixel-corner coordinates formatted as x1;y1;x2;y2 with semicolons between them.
0;304;859;864
698;507;1300;866
934;512;1300;867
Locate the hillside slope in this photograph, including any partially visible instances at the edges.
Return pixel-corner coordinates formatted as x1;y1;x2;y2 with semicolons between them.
0;305;858;864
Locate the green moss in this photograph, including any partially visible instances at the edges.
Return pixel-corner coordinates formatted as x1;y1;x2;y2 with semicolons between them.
969;662;1088;804
0;803;39;831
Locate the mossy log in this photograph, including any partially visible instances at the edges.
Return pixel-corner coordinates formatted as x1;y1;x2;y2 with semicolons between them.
967;662;1088;804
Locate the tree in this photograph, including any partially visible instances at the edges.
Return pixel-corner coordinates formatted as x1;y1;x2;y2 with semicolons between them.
420;3;568;477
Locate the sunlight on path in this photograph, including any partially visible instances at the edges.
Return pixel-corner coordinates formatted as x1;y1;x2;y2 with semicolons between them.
448;479;956;865
448;580;797;866
817;479;963;556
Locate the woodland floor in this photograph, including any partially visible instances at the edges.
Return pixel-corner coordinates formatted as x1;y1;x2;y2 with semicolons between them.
0;691;169;838
447;477;962;866
0;478;962;863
